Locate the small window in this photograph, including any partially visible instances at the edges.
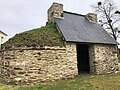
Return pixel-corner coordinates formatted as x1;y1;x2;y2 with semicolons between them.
1;37;3;39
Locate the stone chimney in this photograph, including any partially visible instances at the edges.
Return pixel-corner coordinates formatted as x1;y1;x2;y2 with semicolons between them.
47;2;64;23
86;13;97;23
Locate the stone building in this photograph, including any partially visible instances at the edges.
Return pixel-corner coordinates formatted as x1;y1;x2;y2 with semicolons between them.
0;2;119;85
0;30;7;44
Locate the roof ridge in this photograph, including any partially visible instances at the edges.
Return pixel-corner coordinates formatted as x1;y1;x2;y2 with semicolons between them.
63;11;85;17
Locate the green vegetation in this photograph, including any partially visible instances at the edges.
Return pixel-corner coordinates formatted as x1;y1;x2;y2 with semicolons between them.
0;73;120;90
118;54;120;63
3;23;64;49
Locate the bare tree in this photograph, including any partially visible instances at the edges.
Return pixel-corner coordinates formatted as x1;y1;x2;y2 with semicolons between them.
92;0;120;40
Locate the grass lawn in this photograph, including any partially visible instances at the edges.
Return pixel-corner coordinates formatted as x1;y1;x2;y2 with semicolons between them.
0;73;120;90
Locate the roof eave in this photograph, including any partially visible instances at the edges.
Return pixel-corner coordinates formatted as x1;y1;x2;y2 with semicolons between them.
66;41;118;45
0;31;7;36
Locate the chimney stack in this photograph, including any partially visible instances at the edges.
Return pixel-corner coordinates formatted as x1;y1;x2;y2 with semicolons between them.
47;2;64;23
86;13;97;23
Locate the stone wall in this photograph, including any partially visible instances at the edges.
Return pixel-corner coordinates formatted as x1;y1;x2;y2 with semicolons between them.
48;2;64;23
0;43;119;85
86;13;97;23
89;44;118;74
0;43;78;85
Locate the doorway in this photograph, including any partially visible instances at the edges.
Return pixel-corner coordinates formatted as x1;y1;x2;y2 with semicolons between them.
77;44;90;74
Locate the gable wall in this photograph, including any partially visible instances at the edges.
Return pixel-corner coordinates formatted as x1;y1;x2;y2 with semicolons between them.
89;44;118;74
0;32;7;44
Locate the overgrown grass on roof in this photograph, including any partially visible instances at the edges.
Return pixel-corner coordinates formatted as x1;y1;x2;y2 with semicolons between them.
3;23;65;49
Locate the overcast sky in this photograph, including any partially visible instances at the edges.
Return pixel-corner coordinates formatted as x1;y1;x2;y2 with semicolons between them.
0;0;120;38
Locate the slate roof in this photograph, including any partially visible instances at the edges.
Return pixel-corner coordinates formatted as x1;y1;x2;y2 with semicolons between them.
54;11;117;45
